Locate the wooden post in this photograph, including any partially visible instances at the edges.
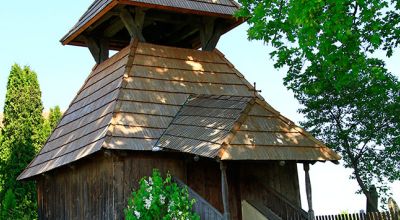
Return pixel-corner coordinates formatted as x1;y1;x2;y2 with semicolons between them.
120;7;146;42
83;36;109;64
220;161;231;220
304;163;315;220
200;17;225;51
99;38;109;63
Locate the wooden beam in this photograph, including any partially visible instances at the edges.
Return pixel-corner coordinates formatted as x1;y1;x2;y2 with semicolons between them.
220;161;231;220
134;8;146;33
156;17;198;44
120;7;145;42
83;36;109;64
303;163;315;220
200;17;225;51
170;27;199;44
145;12;189;24
84;36;101;64
99;38;109;63
200;17;215;48
103;19;125;38
86;13;114;33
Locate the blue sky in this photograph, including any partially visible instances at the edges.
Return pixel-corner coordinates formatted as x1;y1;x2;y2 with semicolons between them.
0;0;399;214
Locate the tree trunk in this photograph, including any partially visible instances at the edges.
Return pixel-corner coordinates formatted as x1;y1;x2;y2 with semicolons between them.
366;185;379;212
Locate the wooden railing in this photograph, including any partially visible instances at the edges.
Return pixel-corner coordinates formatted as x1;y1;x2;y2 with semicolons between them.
245;200;283;220
173;177;224;220
173;176;307;220
254;180;309;220
316;211;399;220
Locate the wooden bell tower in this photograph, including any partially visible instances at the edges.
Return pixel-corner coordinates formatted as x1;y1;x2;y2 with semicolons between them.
20;1;342;220
61;0;244;64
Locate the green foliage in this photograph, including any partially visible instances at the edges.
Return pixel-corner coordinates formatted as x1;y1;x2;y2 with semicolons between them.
48;106;62;130
35;105;63;152
124;170;200;220
1;189;16;219
0;64;45;219
238;0;400;209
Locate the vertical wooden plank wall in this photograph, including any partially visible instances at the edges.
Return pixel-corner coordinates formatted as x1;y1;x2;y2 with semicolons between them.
239;161;302;207
186;160;243;220
36;154;303;219
36;152;186;220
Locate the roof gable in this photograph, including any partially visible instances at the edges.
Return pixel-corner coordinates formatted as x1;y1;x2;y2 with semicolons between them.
157;96;341;161
220;100;341;161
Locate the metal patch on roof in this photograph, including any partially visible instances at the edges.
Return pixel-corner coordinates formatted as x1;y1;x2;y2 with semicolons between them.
158;95;252;158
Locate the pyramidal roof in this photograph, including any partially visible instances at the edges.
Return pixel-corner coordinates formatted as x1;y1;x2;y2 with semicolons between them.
19;42;340;180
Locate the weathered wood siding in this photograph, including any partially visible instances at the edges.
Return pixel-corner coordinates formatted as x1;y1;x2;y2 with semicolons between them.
36;152;301;220
239;161;302;207
36;151;186;220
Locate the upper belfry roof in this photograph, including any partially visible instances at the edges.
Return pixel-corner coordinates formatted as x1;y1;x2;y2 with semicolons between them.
60;0;243;49
19;41;340;180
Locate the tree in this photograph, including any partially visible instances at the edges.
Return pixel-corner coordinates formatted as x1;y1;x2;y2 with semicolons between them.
48;106;62;130
35;105;63;151
0;64;44;219
237;0;400;210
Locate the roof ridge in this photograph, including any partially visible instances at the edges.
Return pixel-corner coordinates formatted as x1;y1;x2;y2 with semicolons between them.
218;98;256;158
105;39;140;148
64;45;130;112
213;48;265;101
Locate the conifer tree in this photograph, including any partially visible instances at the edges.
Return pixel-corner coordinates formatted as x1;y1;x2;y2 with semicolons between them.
35;105;63;151
0;64;44;219
48;106;62;130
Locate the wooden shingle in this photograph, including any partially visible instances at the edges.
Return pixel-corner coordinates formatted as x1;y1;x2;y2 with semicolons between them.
19;42;340;180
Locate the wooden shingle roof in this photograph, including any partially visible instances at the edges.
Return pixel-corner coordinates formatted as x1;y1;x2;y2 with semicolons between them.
157;95;340;161
158;95;252;157
61;0;241;46
19;41;340;180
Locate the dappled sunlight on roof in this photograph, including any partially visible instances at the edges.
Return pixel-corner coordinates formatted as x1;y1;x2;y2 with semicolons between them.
19;42;340;180
185;60;205;71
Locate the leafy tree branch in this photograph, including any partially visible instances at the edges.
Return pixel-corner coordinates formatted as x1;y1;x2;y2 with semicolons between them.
237;0;400;210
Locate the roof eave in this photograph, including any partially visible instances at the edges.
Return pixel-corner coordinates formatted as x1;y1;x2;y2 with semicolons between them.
60;1;119;46
60;0;245;47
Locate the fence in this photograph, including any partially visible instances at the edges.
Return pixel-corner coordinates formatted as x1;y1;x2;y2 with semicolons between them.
316;211;399;220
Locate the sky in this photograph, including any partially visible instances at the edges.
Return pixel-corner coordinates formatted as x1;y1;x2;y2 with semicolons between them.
0;0;399;215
